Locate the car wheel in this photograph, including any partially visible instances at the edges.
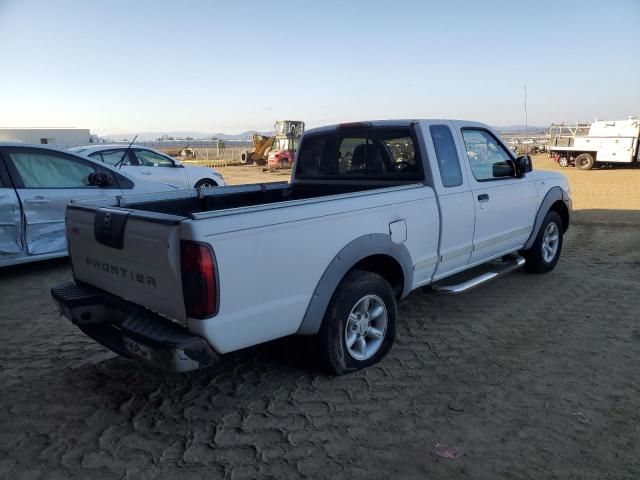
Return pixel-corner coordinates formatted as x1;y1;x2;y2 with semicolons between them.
575;153;595;170
558;156;569;167
194;179;217;188
316;270;396;375
522;210;563;274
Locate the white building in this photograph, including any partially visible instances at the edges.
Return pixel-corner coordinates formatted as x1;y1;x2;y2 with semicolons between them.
0;128;92;148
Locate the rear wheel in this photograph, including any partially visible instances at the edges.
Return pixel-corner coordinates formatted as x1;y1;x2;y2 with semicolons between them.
522;210;563;273
316;270;396;375
558;156;569;167
575;153;595;170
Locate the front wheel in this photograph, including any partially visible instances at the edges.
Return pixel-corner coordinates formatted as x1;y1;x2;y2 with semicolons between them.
521;210;563;274
194;178;217;188
316;270;396;375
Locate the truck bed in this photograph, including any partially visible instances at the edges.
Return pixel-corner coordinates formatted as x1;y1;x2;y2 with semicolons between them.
78;181;416;218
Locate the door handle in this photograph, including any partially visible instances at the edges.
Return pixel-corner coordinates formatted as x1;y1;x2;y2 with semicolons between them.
24;196;51;204
140;171;152;175
477;193;490;203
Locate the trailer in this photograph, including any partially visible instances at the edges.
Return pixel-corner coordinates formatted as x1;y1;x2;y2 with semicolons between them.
549;117;640;170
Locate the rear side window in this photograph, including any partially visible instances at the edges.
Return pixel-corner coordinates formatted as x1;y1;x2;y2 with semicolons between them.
430;125;463;187
91;150;132;166
296;127;423;181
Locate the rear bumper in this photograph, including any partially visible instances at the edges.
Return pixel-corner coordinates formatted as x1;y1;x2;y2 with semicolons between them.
51;282;218;372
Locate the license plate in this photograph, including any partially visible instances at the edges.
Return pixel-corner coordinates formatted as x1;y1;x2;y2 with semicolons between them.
123;336;154;361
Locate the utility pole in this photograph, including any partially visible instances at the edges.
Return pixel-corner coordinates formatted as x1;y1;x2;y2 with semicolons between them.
524;85;528;134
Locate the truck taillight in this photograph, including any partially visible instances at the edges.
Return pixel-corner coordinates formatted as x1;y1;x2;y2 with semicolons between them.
180;240;217;318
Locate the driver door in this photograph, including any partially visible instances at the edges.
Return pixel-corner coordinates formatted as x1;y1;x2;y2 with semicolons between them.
133;149;188;188
4;148;122;255
457;126;538;264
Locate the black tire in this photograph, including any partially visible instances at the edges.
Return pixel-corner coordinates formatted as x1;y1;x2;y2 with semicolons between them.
194;178;217;188
521;210;563;274
315;270;396;375
240;151;253;164
575;153;595;170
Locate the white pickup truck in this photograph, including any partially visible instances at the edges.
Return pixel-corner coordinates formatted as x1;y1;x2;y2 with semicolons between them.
52;120;571;374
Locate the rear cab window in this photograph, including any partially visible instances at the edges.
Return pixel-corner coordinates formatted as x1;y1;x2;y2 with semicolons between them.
296;126;423;182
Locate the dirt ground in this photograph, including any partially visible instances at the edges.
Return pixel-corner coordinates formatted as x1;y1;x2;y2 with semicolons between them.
1;159;639;479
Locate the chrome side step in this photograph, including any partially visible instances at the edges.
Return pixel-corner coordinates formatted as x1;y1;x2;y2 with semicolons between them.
432;256;526;295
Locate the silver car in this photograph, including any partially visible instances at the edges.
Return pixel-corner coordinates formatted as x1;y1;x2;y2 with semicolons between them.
0;144;178;267
69;145;225;188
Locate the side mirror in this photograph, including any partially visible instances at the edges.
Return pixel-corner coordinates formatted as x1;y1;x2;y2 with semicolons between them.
88;172;114;187
492;161;516;178
515;155;533;178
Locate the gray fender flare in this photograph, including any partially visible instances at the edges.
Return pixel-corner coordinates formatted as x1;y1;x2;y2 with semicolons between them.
523;186;571;250
296;233;414;335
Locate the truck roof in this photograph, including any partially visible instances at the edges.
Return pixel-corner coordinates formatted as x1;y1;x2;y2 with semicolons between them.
304;119;489;135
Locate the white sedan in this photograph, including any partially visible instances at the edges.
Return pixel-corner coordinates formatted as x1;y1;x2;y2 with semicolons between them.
69;145;225;188
0;143;178;267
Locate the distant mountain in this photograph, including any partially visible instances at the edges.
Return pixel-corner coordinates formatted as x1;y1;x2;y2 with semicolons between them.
104;130;275;142
497;125;546;134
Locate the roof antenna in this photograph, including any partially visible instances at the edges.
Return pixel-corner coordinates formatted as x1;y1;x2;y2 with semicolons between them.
115;135;138;169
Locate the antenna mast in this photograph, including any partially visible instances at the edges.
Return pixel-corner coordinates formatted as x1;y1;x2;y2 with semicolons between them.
524;85;528;134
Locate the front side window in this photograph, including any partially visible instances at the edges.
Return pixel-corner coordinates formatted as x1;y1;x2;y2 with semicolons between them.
8;150;97;188
430;125;463;187
296;127;422;180
134;149;174;167
462;129;515;181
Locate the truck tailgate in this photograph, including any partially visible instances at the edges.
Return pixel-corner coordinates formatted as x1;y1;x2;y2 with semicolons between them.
66;206;186;322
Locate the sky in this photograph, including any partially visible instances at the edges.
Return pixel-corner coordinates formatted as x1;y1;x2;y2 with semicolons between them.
0;0;639;136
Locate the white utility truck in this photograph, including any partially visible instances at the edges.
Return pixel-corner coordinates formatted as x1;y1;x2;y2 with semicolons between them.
549;117;640;170
52;120;572;375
